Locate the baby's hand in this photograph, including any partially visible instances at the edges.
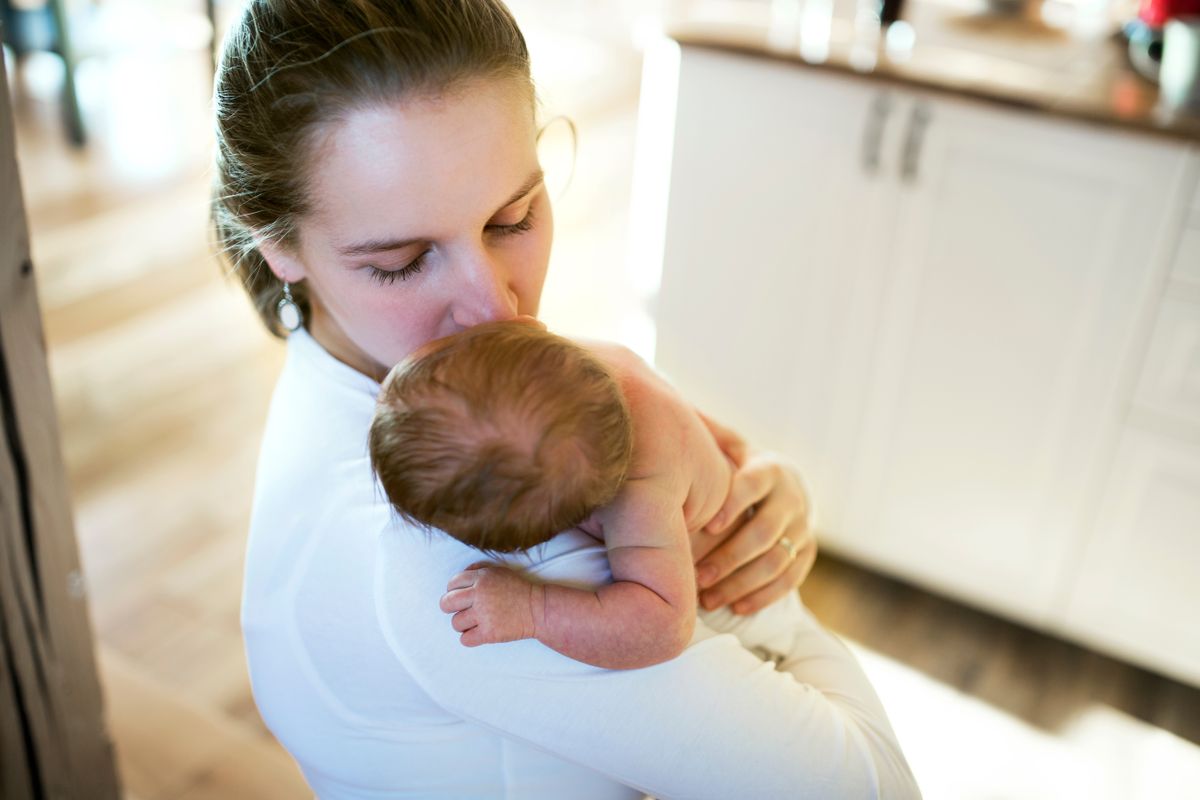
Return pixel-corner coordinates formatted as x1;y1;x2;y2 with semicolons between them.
440;562;541;647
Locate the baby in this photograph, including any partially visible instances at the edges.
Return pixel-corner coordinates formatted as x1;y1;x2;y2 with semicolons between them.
369;318;734;670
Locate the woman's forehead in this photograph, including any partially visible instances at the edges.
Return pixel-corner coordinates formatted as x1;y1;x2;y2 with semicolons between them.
306;80;538;239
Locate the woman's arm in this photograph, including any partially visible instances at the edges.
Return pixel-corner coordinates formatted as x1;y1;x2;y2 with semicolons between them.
377;524;921;800
693;447;819;615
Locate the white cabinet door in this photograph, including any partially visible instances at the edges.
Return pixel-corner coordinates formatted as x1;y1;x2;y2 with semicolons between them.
652;47;899;532
1059;287;1200;685
1058;428;1200;686
839;91;1194;626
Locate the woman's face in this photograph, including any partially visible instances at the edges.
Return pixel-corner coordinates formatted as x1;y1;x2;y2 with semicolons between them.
261;78;553;380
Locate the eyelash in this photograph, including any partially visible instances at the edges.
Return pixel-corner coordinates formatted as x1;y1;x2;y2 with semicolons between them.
489;208;536;238
365;208;537;286
367;257;426;286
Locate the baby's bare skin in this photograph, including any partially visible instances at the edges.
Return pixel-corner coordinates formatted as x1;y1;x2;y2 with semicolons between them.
440;343;733;669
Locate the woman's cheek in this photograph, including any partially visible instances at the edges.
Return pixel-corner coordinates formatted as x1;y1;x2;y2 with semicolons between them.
387;297;442;361
522;227;554;310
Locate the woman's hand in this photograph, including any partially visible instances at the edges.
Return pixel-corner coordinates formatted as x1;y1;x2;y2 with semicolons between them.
692;451;817;615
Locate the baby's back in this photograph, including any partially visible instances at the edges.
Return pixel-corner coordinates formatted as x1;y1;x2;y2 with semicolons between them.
586;343;732;539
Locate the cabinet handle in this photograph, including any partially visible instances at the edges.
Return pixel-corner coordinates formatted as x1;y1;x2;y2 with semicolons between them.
860;92;893;177
900;102;932;184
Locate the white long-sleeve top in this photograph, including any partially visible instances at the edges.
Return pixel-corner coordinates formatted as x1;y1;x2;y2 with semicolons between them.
240;327;921;800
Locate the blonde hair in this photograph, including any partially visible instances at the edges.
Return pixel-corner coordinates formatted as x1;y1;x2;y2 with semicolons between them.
370;322;633;553
210;0;534;336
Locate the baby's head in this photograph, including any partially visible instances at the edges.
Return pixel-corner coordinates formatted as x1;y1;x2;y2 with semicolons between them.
369;320;633;553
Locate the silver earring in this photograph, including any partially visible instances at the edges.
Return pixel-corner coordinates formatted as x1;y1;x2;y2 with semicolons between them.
276;282;302;332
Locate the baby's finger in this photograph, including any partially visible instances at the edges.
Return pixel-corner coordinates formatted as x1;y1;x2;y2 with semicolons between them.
451;609;477;633
439;587;473;614
460;627;488;647
704;459;774;534
446;568;484;591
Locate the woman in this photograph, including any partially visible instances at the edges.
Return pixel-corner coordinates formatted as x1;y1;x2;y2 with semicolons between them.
213;1;919;797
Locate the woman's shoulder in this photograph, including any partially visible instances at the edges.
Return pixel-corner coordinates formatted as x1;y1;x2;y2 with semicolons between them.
247;329;388;549
257;330;379;470
270;328;380;428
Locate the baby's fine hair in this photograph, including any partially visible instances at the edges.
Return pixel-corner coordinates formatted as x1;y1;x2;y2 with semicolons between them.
369;322;633;553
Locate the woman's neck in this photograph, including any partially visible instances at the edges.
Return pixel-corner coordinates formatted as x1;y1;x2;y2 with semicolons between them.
307;307;388;383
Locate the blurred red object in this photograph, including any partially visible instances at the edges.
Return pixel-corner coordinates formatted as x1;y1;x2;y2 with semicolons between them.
1139;0;1200;28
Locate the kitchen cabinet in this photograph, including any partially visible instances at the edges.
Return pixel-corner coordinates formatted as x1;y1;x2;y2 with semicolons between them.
648;45;899;537
841;82;1191;628
1058;233;1200;685
643;42;1200;682
1060;427;1200;686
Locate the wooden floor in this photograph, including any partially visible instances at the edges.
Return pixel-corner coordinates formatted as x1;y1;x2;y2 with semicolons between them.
8;3;1200;798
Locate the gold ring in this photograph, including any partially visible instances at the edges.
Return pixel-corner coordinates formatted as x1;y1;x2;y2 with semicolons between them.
776;536;799;560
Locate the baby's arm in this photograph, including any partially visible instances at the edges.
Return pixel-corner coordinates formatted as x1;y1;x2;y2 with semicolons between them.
544;479;696;668
440;480;696;670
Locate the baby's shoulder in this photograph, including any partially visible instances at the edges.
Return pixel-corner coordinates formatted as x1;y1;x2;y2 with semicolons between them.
592;476;684;548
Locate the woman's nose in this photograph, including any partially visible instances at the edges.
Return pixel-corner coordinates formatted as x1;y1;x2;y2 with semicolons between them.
450;253;519;328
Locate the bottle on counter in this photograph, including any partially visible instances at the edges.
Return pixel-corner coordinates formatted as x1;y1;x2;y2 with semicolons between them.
878;0;905;26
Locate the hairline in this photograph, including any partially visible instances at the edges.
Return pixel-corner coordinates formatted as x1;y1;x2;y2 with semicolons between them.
282;74;540;254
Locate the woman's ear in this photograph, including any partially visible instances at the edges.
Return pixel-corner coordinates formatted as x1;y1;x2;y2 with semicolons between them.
255;235;308;284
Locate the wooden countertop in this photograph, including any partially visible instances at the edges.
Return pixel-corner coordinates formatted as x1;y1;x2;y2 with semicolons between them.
668;0;1200;143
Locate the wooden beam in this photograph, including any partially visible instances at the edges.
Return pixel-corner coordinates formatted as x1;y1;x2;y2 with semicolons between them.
0;47;121;800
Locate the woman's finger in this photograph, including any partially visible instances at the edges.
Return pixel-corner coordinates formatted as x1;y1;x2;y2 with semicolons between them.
697;493;788;589
721;524;818;614
704;456;776;534
698;529;795;610
794;536;818;588
723;546;815;615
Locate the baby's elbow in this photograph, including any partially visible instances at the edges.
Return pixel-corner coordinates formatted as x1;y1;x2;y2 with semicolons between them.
661;607;695;662
630;607;693;668
677;611;696;652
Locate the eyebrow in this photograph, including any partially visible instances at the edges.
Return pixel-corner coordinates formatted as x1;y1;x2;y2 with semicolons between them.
336;169;545;257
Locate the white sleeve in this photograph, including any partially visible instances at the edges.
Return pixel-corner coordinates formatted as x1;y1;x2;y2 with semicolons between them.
375;524;921;800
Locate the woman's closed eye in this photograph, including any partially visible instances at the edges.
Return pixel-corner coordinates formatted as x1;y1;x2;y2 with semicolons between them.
365;207;537;286
486;207;536;237
366;254;428;286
